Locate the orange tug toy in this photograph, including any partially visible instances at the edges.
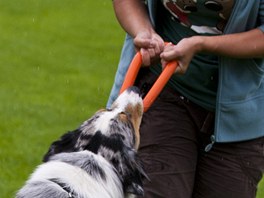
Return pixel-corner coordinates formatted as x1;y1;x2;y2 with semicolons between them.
119;50;178;112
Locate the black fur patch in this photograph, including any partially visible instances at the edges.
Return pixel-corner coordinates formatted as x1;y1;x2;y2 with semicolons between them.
83;131;148;195
43;130;81;162
83;131;125;154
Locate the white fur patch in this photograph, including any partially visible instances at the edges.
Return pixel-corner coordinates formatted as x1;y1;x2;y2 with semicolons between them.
27;151;123;198
93;90;143;134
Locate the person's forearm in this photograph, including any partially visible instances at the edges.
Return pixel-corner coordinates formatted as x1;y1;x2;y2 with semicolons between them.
112;0;154;38
198;28;264;58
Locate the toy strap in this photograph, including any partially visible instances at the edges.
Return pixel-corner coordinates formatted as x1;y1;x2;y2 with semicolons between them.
120;52;178;112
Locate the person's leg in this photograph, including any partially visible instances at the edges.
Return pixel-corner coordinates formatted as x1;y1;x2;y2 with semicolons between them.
135;68;215;198
134;67;202;198
137;91;198;198
193;135;264;198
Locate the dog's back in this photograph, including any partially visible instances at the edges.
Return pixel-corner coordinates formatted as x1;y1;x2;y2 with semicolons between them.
16;151;124;198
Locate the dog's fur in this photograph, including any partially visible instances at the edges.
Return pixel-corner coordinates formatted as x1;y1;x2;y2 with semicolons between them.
16;87;147;198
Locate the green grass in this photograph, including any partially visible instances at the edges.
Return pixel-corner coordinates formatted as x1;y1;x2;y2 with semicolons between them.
0;1;124;197
259;178;264;198
0;1;263;198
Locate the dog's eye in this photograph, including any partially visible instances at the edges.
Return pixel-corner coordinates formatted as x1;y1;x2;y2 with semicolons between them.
119;112;130;121
120;112;131;117
119;112;127;116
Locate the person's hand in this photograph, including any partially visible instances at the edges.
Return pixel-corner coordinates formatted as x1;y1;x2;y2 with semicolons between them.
160;37;202;74
134;31;164;66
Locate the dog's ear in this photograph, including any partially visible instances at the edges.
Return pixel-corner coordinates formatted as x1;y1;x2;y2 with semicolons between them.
124;164;150;196
123;150;150;196
125;181;144;196
43;129;81;162
124;169;145;196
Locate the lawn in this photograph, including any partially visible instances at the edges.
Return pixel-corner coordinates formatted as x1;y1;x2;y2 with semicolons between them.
0;0;124;197
0;1;263;198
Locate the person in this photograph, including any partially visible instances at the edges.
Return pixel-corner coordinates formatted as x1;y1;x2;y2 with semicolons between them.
107;0;264;198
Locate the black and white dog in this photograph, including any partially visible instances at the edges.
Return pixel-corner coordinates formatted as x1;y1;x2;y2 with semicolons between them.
16;87;148;198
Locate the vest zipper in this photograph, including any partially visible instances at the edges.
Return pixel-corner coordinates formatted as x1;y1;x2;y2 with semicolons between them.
205;135;216;152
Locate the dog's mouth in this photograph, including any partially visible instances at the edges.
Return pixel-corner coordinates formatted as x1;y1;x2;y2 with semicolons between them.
111;86;143;149
111;87;143;111
111;87;143;120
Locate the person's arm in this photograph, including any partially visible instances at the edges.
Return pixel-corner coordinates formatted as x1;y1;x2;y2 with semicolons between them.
161;29;264;74
113;0;164;65
200;29;264;58
113;0;153;38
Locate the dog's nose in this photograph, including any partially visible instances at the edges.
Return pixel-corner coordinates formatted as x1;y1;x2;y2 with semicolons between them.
126;86;140;94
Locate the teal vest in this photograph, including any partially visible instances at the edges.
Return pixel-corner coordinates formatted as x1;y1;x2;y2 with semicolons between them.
108;0;264;143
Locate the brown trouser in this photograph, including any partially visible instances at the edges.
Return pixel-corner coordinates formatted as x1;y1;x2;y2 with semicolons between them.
135;68;264;198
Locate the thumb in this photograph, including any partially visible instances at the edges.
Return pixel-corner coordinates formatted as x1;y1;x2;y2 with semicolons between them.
161;59;168;70
134;37;154;49
174;62;185;75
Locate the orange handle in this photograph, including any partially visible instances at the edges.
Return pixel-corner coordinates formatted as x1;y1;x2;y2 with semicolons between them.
143;60;177;112
119;52;142;94
120;51;178;112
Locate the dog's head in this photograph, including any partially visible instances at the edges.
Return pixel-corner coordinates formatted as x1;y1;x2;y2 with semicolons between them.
43;87;147;196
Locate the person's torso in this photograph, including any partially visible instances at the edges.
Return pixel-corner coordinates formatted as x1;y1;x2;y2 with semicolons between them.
151;0;235;111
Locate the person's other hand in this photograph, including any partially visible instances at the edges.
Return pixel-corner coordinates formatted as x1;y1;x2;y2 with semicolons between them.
160;37;202;74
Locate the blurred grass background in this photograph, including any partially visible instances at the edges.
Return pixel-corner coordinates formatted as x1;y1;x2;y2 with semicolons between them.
0;0;263;197
0;0;124;197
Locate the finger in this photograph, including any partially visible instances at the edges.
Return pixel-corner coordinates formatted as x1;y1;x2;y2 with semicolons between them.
148;48;156;59
134;37;153;49
165;42;173;47
140;48;151;66
160;48;178;61
163;43;174;53
174;63;186;75
152;42;160;56
150;39;163;55
159;40;166;52
161;59;168;69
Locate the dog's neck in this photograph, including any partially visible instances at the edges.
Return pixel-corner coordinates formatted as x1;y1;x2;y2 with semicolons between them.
83;131;134;175
83;131;127;154
83;131;147;196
